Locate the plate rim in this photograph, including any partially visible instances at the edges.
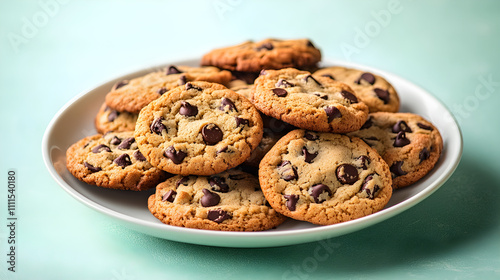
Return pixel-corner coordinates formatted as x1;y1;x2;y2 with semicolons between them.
41;58;463;247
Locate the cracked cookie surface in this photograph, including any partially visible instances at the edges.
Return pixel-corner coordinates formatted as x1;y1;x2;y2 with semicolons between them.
313;66;400;113
66;131;169;191
348;112;443;189
259;129;392;225
253;68;369;133
148;169;286;231
201;38;321;72
105;65;232;114
135;81;263;176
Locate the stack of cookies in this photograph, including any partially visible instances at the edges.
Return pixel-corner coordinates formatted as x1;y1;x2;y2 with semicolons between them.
66;38;443;231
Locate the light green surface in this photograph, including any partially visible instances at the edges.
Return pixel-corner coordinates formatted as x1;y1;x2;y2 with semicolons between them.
1;0;499;279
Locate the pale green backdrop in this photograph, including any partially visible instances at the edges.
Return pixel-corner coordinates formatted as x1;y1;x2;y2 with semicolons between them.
1;0;499;279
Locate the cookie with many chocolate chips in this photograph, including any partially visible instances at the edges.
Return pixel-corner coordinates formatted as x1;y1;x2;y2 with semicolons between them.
259;130;392;225
135;81;263;176
253;68;369;133
105;65;232;114
94;103;138;134
313;66;400;113
66;131;169;191
148;170;286;231
201;38;321;72
348;112;443;189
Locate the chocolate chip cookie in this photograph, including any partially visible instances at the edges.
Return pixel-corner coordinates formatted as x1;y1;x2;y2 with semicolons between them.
66;131;169;191
348;112;443;189
201;38;321;72
134;82;263;176
253;68;369;133
94;103;138;134
105;65;232;114
148;169;286;231
313;66;400;113
259;129;393;225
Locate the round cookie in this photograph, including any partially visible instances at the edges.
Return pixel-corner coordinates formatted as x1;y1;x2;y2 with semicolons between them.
201;38;321;72
66;131;169;191
259;129;393;225
313;66;400;113
94;103;138;134
135;81;263;176
148;169;286;231
253;68;369;133
348;112;443;189
105;65;232;114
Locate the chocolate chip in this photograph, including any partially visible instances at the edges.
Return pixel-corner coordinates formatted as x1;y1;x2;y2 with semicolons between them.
306;40;316;48
209;176;229;193
313;93;328;100
393;131;410;147
113;80;129;90
341;90;358;103
84;162;101;173
113;154;132;168
133;150;147;161
157;87;168;95
176;176;190;187
150;117;167;135
202;124;223;145
110;136;122;145
392;120;412;133
310;184;331;203
167;65;182;75
302;146;318;163
164;146;187;164
219;98;237;112
419;147;430;163
325;106;342;122
207;209;231;223
179;101;198;117
360;117;373;130
256;42;273;51
108;110;119;122
356;73;376;85
304;131;318;140
117;137;135;150
185;82;202;91
276;79;295;88
336;164;359;185
201;189;220;207
278;161;298;181
390;161;406;177
304;75;322;87
357;155;370;170
322;74;335;80
162;190;177;202
216;146;228;154
360;174;379;199
374;88;390;104
178;75;187;86
417;123;433;130
272;88;288;97
235;117;249;127
283;194;299;211
91;144;111;153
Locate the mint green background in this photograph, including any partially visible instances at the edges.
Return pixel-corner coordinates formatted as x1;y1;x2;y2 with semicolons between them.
1;0;499;279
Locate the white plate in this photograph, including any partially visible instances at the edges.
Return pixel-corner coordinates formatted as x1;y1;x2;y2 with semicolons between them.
42;58;462;248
